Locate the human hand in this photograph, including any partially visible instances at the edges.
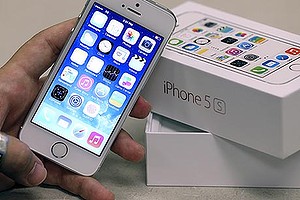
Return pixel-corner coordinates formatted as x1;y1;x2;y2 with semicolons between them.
0;19;151;199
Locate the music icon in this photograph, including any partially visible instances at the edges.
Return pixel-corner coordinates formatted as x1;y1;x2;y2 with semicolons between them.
77;74;94;91
87;132;104;148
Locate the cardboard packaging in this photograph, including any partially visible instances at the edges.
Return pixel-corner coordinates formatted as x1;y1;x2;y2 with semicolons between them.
146;113;300;187
142;1;300;159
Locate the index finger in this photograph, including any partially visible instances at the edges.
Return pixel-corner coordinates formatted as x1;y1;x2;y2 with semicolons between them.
4;19;76;80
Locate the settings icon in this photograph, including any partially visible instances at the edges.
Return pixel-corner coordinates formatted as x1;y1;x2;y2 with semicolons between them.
69;93;84;108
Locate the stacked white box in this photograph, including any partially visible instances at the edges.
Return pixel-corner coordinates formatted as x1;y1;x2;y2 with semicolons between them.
142;1;300;159
146;113;300;187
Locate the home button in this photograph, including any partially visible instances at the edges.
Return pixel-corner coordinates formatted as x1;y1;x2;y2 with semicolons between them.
289;64;300;71
51;142;68;158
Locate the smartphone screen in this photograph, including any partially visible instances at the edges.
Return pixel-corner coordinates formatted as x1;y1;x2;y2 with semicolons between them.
31;2;163;156
167;12;300;83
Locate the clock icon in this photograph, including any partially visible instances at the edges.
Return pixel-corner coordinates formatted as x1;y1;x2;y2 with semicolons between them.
98;39;113;54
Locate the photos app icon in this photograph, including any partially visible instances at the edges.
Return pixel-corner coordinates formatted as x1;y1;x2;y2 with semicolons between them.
123;28;140;45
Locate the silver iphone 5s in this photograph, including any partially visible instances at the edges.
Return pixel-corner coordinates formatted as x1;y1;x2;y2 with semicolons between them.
20;0;176;176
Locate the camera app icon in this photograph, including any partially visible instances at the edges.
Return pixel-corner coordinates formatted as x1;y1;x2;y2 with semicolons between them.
139;36;156;53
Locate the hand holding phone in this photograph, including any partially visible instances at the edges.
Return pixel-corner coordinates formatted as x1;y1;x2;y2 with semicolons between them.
0;18;146;198
20;0;176;176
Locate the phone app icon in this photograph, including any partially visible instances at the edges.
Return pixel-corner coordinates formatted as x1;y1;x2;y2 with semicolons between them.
103;65;120;81
113;46;130;63
168;38;184;46
98;39;113;54
87;132;104;148
109;91;126;108
106;19;124;37
204;22;217;28
225;48;243;56
194;37;210;45
244;54;259;61
83;101;100;118
77;74;94;91
192;27;204;33
217;26;233;33
42;106;56;122
73;125;87;139
129;54;146;71
182;44;200;51
80;30;98;47
119;73;136;90
262;60;280;68
51;85;68;101
61;66;78;84
276;54;289;61
139;36;156;53
237;42;254;50
70;48;88;65
285;47;300;56
249;36;266;44
68;93;84;109
90;11;108;28
57;115;72;129
230;60;248;68
122;28;140;45
87;56;104;74
251;66;268;74
221;37;238;44
94;83;110;99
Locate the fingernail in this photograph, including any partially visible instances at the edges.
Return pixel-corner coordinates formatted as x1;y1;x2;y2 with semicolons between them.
26;162;47;186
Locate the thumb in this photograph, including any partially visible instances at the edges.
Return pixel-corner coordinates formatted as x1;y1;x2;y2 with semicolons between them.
0;132;47;186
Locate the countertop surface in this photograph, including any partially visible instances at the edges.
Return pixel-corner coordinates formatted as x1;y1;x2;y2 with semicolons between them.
1;0;300;199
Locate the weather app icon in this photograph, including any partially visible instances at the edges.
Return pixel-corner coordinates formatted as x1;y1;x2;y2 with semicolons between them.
80;30;98;47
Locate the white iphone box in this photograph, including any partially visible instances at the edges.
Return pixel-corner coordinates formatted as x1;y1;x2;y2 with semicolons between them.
142;1;300;159
20;0;176;176
146;113;300;187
